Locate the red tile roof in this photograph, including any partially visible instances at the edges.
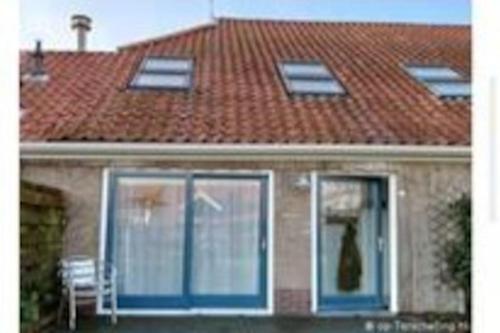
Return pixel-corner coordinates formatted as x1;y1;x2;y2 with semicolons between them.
20;18;471;145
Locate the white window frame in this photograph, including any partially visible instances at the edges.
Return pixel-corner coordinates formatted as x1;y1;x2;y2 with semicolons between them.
129;56;194;90
278;60;346;96
405;64;471;99
310;172;399;315
97;168;274;316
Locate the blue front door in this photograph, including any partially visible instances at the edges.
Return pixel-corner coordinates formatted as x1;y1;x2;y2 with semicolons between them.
317;176;388;312
105;171;268;310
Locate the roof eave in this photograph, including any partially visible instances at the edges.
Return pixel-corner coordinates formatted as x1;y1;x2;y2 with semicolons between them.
20;142;471;162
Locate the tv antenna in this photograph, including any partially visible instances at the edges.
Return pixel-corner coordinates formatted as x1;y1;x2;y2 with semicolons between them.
209;0;216;22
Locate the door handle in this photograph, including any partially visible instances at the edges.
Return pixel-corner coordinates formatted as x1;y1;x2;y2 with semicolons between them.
378;237;385;253
260;238;267;252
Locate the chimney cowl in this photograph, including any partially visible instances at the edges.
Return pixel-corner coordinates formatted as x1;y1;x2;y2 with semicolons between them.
71;14;92;31
71;14;92;52
33;40;45;74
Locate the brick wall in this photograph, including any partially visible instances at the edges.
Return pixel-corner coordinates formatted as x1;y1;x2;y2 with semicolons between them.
275;289;311;315
21;159;470;315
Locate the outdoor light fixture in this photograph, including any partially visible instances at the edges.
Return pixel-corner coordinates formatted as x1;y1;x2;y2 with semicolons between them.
293;174;311;189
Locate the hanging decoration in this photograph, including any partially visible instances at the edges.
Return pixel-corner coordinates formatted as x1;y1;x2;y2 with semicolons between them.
130;185;168;225
337;222;362;292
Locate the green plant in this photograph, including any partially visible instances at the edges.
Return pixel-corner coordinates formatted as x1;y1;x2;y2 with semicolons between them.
443;193;471;320
21;290;39;331
20;181;66;332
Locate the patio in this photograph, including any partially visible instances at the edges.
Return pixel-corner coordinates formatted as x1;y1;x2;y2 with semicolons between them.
54;315;470;333
55;317;370;333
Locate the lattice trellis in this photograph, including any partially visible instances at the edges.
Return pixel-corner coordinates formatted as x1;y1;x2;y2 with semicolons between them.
428;181;469;293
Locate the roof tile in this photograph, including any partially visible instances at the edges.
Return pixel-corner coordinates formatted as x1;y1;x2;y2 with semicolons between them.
20;18;470;145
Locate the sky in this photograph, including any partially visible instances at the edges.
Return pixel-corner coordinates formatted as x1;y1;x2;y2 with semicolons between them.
20;0;471;51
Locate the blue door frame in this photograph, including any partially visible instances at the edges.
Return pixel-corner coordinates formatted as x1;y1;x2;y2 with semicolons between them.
316;176;388;312
105;171;269;310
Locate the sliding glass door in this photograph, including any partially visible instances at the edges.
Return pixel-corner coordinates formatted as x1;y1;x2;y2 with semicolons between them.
317;176;388;311
109;175;188;308
190;176;267;307
105;172;268;310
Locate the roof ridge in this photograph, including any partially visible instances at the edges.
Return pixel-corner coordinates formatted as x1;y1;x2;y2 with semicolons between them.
217;16;470;28
20;17;469;56
118;17;469;53
20;49;115;55
118;21;217;50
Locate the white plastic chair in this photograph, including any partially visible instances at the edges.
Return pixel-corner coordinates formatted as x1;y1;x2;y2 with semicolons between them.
59;255;117;330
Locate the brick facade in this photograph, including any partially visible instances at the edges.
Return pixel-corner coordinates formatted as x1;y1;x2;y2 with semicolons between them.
275;289;311;315
21;159;470;315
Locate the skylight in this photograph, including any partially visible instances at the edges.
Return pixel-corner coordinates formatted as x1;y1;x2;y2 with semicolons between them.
130;56;193;90
279;61;345;96
405;65;470;99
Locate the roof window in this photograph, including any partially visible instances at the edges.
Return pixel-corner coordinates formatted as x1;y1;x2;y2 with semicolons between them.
278;61;345;96
406;65;470;99
130;56;193;90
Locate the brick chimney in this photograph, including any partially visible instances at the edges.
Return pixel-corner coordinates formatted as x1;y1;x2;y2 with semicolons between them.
71;14;92;52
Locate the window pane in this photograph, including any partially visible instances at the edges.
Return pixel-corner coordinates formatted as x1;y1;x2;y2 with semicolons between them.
132;73;190;88
429;81;471;97
407;66;461;81
143;58;192;72
319;179;379;297
114;177;187;296
289;78;344;94
191;179;262;295
282;63;331;78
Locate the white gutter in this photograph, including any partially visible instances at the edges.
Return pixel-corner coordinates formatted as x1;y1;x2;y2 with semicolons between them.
20;142;471;162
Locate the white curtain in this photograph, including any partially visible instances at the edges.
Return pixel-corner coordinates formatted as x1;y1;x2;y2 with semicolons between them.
190;179;261;295
114;177;186;296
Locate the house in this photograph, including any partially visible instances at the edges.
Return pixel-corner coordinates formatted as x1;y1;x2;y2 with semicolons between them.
20;16;471;316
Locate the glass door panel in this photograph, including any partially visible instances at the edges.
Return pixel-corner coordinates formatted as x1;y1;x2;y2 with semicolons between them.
111;176;188;308
190;177;266;307
318;177;386;311
107;172;268;310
